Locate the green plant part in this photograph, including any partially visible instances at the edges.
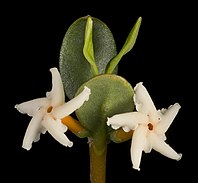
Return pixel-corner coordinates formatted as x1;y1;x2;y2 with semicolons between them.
59;15;117;99
106;17;142;74
83;16;98;75
75;74;134;183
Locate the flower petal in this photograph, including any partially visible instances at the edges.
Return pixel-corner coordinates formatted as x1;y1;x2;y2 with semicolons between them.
46;67;65;107
42;115;73;147
22;109;45;150
15;98;49;116
156;103;181;134
149;132;182;160
134;82;160;123
52;86;91;119
107;112;148;131
131;125;147;171
143;136;152;153
122;126;131;132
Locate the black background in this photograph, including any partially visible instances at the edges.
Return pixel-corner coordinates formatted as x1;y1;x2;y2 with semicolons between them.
4;1;196;182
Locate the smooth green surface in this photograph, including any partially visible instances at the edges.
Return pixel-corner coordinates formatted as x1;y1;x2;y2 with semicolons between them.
59;16;117;99
75;74;134;152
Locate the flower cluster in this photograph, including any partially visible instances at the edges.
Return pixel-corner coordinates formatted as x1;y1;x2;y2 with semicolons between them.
15;16;183;183
15;67;182;172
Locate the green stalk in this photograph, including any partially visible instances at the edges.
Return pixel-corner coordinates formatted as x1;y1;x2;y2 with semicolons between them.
89;141;107;183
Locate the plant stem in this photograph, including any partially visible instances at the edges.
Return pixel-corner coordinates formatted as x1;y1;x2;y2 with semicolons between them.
89;142;107;183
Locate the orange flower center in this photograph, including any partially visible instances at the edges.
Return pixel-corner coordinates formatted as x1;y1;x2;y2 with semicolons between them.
147;123;153;131
47;106;53;113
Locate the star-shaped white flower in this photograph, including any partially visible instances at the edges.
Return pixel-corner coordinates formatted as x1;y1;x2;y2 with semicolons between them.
15;67;91;150
107;82;182;171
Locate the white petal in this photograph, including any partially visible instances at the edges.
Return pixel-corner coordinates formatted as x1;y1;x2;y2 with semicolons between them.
34;127;47;142
15;98;49;116
46;67;65;107
122;126;131;132
42;115;73;147
156;103;181;134
22;110;45;150
134;82;160;123
149;132;182;160
110;124;120;130
131;125;148;171
158;133;167;141
143;137;152;153
107;112;148;131
52;86;91;119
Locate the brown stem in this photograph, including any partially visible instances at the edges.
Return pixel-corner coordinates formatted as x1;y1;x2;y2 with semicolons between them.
89;142;107;183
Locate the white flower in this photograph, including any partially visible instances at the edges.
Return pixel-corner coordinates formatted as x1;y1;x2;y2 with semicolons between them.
15;67;91;150
107;82;182;171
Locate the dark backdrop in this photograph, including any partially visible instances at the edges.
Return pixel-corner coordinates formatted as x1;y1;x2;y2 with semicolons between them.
3;1;196;182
